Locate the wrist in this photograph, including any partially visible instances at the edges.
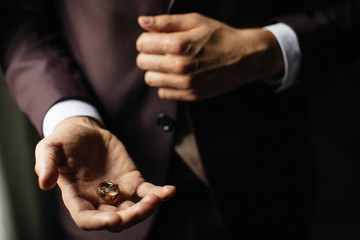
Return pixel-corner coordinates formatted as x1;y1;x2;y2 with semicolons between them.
42;100;103;137
54;116;103;133
257;28;285;80
236;28;285;82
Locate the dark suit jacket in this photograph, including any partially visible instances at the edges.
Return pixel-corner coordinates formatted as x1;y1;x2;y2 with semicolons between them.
1;1;359;239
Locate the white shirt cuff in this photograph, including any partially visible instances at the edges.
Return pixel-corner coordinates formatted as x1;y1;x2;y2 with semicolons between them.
42;100;103;137
264;22;301;92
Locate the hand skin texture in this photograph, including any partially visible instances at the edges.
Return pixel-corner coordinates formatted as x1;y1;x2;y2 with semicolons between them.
35;116;176;232
136;13;284;101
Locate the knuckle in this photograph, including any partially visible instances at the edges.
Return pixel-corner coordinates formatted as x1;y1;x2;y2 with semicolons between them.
157;15;171;29
172;58;192;74
179;75;193;89
168;38;192;55
188;12;203;21
179;88;198;101
185;91;198;101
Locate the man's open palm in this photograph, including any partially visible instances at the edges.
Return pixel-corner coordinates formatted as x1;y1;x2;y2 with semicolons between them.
35;117;175;231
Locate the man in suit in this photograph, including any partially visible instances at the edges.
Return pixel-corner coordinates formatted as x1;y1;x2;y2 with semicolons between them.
0;0;359;239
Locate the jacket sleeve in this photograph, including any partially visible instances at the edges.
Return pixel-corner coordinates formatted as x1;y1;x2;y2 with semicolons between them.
276;0;360;73
0;1;97;135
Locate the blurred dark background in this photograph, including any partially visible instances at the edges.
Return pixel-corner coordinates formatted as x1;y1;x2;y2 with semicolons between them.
0;71;60;240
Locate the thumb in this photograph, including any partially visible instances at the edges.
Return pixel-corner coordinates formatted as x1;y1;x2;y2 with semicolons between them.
138;13;200;32
35;137;62;190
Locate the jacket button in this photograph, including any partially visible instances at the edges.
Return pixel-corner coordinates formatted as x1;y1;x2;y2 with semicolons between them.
157;113;174;131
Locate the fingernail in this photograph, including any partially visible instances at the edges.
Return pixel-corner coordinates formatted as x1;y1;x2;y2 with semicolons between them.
140;16;153;25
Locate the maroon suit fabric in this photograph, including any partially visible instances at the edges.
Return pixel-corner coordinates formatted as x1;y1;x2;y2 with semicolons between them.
1;1;360;239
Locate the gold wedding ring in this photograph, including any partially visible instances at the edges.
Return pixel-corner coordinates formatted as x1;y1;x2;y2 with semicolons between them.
97;181;120;204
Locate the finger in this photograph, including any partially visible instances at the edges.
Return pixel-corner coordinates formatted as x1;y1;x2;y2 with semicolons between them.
137;53;196;74
116;170;144;198
110;194;162;232
75;210;123;230
98;204;119;212
35;137;63;190
138;13;203;33
117;200;135;211
137;32;193;55
145;71;194;89
63;194;123;230
137;182;176;201
63;193;160;231
158;88;199;102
